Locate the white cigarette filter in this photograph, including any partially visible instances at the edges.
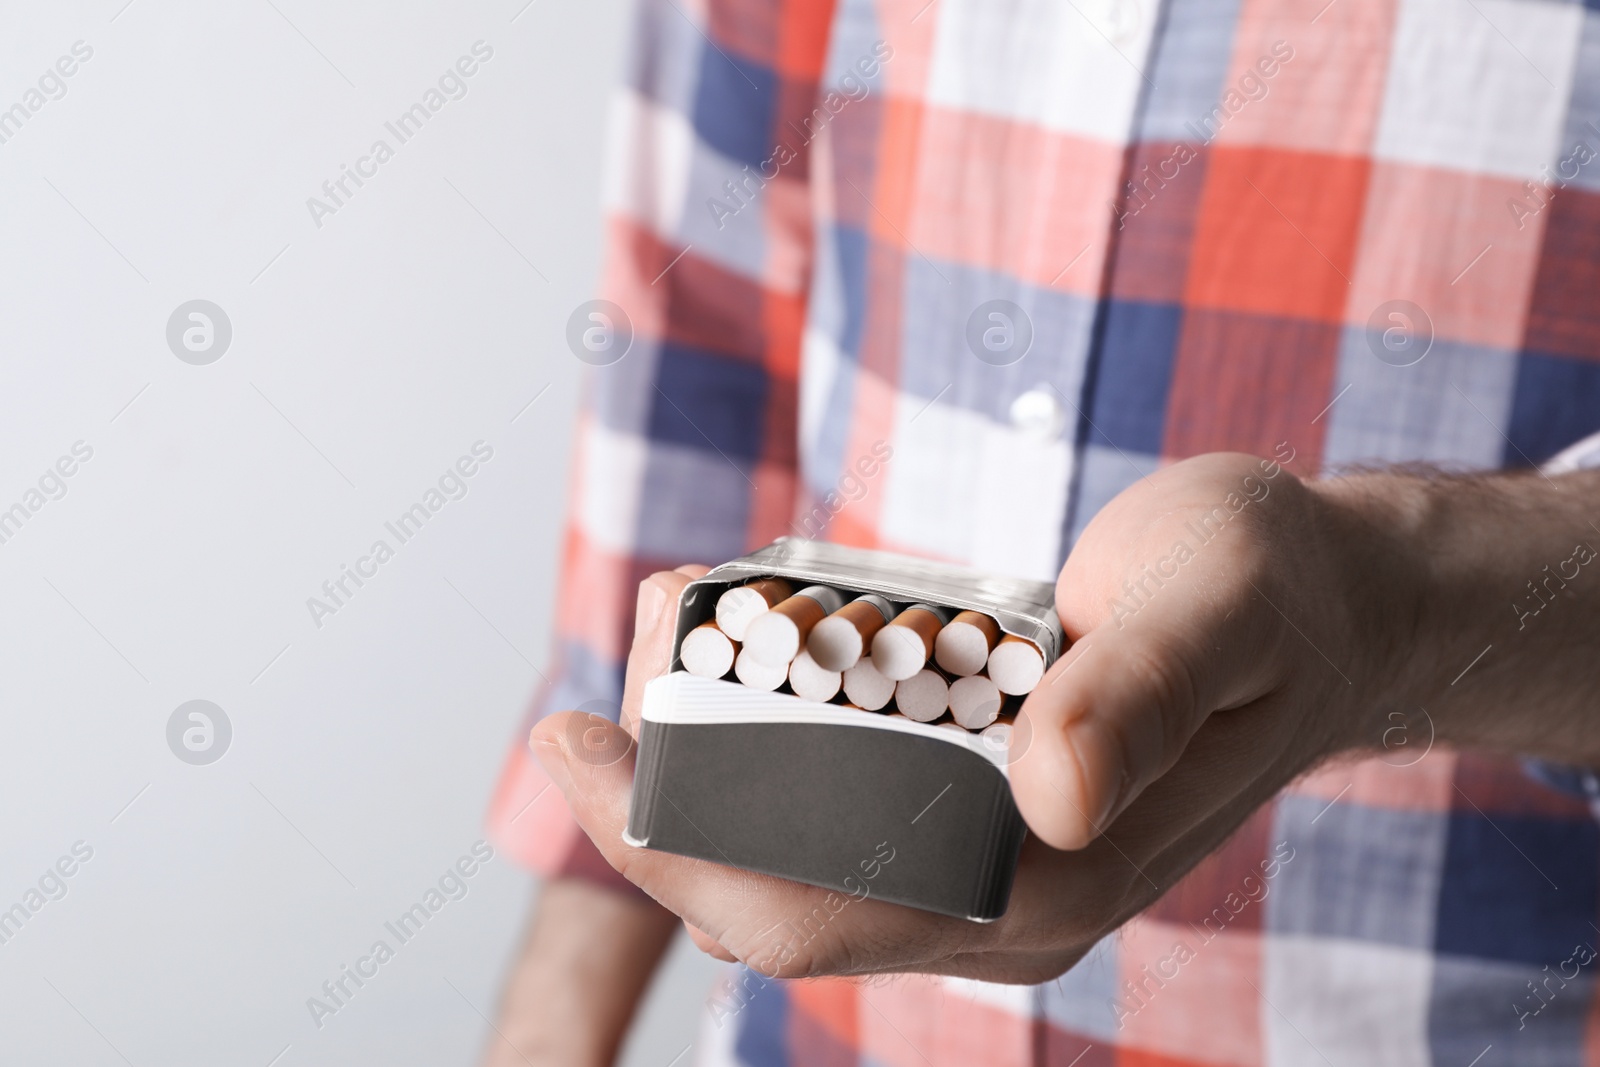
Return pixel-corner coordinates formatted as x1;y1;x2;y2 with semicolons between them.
948;673;1003;730
987;634;1046;695
895;668;950;723
744;585;846;666
934;610;1002;677
841;656;896;711
806;593;895;671
681;621;736;679
788;649;842;703
715;577;795;642
870;604;951;681
734;646;788;691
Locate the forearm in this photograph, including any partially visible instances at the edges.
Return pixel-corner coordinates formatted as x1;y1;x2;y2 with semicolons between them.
485;878;679;1067
1316;467;1600;762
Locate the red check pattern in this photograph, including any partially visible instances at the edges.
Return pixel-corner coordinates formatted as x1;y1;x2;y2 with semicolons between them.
488;0;1600;1062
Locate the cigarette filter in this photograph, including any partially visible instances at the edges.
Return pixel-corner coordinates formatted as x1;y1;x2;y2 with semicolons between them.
871;604;951;681
744;585;846;666
948;673;1002;730
680;620;737;679
896;668;950;723
935;610;1002;677
807;593;895;671
733;647;787;691
987;634;1046;695
788;649;842;703
715;578;795;642
841;656;896;711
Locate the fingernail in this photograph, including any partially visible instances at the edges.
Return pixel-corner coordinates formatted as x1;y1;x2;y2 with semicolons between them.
529;726;569;781
636;576;669;636
1067;718;1126;831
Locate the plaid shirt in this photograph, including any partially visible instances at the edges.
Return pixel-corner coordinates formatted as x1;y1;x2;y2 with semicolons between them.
486;0;1600;1062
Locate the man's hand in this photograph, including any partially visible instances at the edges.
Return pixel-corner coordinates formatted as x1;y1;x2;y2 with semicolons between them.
531;452;1600;983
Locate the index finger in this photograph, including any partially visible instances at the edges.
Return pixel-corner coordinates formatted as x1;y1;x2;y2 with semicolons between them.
620;565;710;736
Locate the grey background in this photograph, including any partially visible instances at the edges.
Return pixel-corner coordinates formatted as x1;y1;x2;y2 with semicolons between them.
0;1;717;1064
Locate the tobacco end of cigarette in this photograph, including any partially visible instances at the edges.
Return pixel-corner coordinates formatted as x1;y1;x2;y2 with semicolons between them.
988;635;1045;695
681;621;736;679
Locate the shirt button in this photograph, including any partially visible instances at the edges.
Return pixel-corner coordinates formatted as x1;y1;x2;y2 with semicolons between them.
1009;386;1066;442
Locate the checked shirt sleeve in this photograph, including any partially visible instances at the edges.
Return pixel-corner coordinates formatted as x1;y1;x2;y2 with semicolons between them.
484;0;837;894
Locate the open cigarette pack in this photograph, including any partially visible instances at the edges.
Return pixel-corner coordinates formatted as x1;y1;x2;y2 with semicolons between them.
623;539;1064;922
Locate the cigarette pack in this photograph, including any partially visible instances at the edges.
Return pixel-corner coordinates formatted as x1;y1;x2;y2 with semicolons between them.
623;539;1063;922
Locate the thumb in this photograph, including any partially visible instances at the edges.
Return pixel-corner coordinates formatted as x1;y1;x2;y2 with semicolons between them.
684;920;738;961
1008;613;1272;851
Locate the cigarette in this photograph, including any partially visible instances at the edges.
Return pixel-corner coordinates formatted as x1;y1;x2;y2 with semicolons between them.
744;585;846;666
806;593;895;671
870;604;951;681
895;668;950;722
948;673;1002;729
987;634;1046;695
934;610;1001;677
788;649;842;703
734;646;788;691
680;620;737;679
715;578;795;642
841;656;896;711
